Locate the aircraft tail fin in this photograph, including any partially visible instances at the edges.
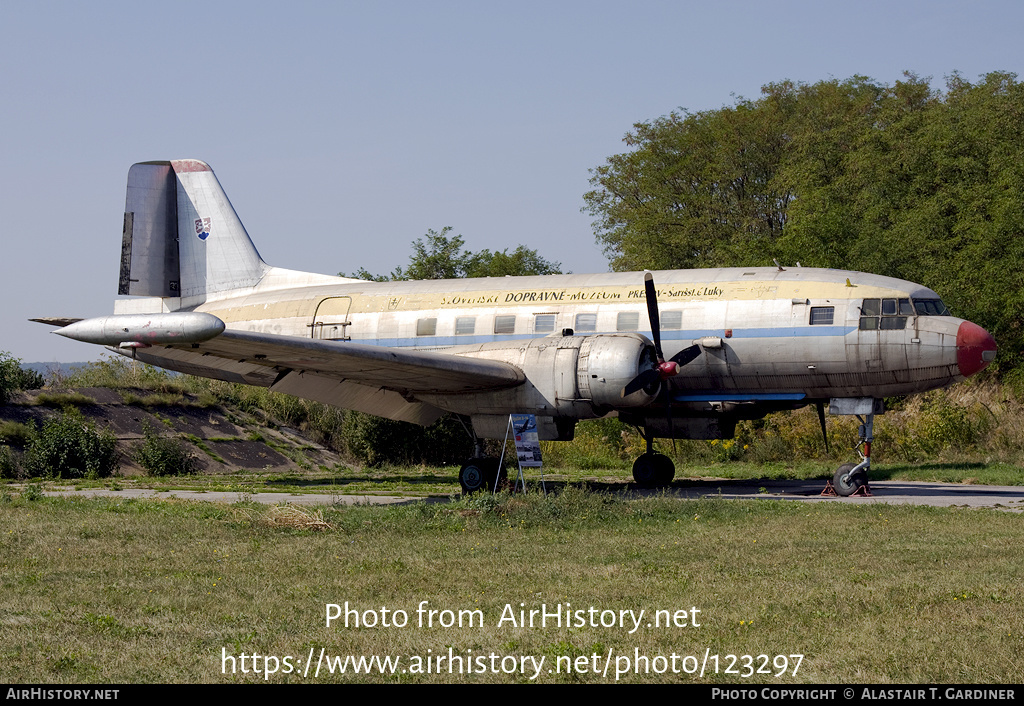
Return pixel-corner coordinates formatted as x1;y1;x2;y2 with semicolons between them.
119;160;268;302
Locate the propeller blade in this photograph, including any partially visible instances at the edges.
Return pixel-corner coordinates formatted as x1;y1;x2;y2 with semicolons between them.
621;368;661;397
816;402;830;453
625;273;704;400
670;344;702;367
644;272;664;361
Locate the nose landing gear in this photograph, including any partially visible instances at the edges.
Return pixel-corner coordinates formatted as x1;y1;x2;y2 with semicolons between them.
825;413;874;497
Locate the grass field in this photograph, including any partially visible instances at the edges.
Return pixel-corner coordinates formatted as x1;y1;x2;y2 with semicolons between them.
2;489;1022;683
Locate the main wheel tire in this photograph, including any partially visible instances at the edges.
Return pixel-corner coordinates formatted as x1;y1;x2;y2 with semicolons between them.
633;453;674;488
459;459;488;493
653;453;675;486
632;454;657;487
833;462;866;497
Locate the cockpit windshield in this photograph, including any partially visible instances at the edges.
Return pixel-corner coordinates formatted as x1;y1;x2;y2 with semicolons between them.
913;299;951;316
859;297;951;329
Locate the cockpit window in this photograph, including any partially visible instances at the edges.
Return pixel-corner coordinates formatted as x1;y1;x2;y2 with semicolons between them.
913;299;950;316
859;298;911;330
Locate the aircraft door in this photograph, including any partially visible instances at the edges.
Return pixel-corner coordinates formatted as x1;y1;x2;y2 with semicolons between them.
310;297;352;340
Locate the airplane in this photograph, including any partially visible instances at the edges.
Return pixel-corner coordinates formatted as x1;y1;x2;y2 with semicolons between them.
35;159;998;495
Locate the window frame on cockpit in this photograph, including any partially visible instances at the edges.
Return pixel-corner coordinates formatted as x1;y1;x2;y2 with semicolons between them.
858;298;912;330
913;299;951;316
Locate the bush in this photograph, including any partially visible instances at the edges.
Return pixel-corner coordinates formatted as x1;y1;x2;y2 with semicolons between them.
135;426;197;476
0;352;44;404
22;410;119;479
0;421;34;448
341;412;474;467
0;445;17;479
62;355;184;392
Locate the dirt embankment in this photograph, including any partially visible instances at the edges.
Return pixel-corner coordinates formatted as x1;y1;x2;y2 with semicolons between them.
1;387;347;475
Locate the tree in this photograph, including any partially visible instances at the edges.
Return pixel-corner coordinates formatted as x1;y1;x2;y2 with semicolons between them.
346;226;561;281
584;72;1024;375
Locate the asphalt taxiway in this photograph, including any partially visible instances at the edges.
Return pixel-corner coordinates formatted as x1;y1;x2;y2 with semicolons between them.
36;479;1024;511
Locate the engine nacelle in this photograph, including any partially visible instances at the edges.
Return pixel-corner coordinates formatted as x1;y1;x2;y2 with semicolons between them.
418;333;660;437
575;333;660;410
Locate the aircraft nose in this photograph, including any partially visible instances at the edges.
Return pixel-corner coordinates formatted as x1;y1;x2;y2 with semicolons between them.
957;321;997;377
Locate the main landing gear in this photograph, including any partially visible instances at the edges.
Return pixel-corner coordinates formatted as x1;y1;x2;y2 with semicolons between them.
459;457;502;493
829;413;874;497
457;430;506;493
632;430;675;488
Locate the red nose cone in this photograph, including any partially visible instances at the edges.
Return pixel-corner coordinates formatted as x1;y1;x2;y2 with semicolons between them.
657;360;680;379
957;321;997;377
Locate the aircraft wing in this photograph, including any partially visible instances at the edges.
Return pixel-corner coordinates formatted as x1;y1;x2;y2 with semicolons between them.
182;329;524;393
43;318;525;426
141;330;526;425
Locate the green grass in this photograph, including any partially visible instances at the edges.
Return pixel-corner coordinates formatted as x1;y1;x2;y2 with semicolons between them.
5;457;1021;498
1;492;1022;683
26;391;96;408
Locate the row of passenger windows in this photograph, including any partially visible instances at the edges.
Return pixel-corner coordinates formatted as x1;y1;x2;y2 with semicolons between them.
415;298;947;336
416;311;685;336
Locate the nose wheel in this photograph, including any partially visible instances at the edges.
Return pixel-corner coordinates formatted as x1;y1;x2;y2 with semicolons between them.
832;462;868;496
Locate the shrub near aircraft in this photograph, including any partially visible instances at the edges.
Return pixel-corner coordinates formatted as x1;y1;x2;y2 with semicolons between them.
36;160;997;494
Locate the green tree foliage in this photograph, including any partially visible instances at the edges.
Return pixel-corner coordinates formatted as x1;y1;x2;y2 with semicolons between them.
341;228;561;466
584;72;1024;373
348;226;561;281
0;352;44;404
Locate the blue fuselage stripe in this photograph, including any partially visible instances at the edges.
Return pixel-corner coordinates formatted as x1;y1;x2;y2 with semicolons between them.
353;326;855;349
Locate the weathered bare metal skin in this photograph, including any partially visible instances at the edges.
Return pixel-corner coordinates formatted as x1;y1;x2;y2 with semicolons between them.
55;312;225;346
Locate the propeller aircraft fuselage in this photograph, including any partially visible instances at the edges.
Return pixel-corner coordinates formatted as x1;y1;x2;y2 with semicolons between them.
38;160;997;494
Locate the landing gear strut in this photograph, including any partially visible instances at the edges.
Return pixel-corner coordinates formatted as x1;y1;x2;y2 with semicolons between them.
632;430;675;488
830;413;874;497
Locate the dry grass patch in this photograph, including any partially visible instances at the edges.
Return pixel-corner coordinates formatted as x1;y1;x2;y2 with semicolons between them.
236;503;332;531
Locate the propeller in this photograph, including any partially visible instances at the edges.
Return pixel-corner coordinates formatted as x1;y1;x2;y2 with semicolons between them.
621;272;702;398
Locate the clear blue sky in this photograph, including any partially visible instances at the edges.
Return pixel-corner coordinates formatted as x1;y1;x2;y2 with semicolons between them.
3;0;1022;362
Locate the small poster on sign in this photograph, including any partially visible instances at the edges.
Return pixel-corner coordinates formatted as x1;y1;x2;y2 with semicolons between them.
511;414;542;468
